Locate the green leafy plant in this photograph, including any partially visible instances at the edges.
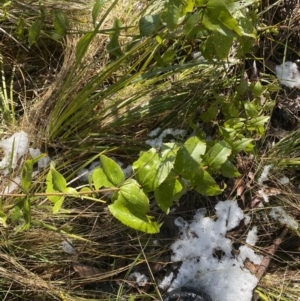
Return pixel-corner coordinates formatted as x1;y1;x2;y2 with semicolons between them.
39;121;254;234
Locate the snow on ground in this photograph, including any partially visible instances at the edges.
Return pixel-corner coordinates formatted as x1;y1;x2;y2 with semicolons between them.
275;61;300;88
0;131;28;175
165;200;262;301
29;148;50;169
269;207;298;230
0;132;50;193
146;127;186;148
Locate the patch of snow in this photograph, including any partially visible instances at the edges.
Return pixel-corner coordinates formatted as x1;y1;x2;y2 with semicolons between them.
165;200;261;301
2;176;21;193
246;226;258;246
29;148;50;169
77;168;90;182
77;161;100;182
239;245;262;265
122;164;133;178
275;61;300;88
257;165;273;185
0;131;28;175
128;272;149;287
159;272;174;289
146;128;186;148
61;239;76;254
269;207;298;230
258;189;269;202
244;215;251;225
279;176;289;185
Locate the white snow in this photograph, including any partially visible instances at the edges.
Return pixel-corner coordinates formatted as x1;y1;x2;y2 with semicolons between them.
146;127;186;148
269;207;298;230
246;226;259;246
159;272;174;289
2;176;21;193
0;131;28;175
29;148;50;169
257;165;273;185
128;272;149;287
278;176;290;185
165;200;261;301
61;239;76;254
275;61;300;88
257;165;274;202
77;161;100;182
258;189;270;203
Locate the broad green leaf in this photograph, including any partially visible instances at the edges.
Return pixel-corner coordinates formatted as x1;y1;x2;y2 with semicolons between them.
100;155;125;186
28;19;42;47
201;35;215;60
212;32;233;59
174;136;206;179
64;187;79;196
203;0;242;36
221;160;241;178
224;118;246;130
15;197;31;232
154;173;185;213
236;15;256;38
226;0;258;14
80;187;92;193
203;141;232;170
0;211;7;227
162;47;176;64
46;163;66;204
207;0;242;35
193;169;223;196
92;167;114;189
188;120;206;140
92;0;105;26
133;146;176;192
53;9;69;40
139;14;161;37
108;200;160;233
164;0;182;30
107;18;123;57
9;206;23;222
246;116;270;131
183;0;194;14
201;103;219;122
109;179;160;233
75;32;94;64
50;163;67;192
244;101;259;118
53;196;64;214
184;14;200;40
156;35;163;44
250;81;264;97
231;138;254;153
21;159;33;193
119;179;150;213
132;149;160;192
219;126;237;140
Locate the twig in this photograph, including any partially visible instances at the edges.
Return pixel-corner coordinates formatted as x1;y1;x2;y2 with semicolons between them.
255;225;289;281
0;188;118;197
